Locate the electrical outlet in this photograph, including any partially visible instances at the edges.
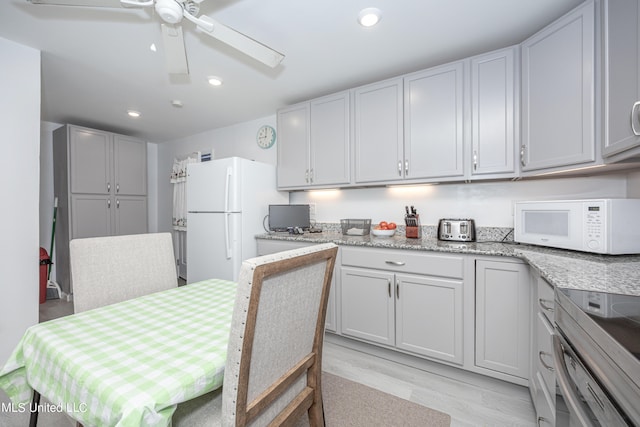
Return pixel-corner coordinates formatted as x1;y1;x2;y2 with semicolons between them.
308;203;316;222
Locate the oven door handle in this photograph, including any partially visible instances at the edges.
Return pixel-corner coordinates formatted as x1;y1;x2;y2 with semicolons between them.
553;334;597;427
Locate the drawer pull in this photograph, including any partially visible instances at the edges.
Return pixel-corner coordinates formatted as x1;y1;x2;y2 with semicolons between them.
539;351;554;372
538;299;554;313
387;279;391;298
385;260;405;266
396;282;399;299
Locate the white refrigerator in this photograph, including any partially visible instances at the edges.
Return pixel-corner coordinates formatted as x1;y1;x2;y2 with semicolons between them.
186;157;288;283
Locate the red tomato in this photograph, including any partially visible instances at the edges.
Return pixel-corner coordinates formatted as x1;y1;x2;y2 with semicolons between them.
379;221;388;228
387;222;397;230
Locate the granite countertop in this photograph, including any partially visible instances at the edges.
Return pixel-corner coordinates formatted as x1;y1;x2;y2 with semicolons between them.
256;231;640;296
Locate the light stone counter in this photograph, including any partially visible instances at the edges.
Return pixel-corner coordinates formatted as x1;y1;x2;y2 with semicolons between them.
256;230;640;296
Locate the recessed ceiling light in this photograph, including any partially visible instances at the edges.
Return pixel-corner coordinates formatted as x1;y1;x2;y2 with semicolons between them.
208;76;223;86
171;100;183;108
358;8;381;27
150;43;157;52
127;110;141;118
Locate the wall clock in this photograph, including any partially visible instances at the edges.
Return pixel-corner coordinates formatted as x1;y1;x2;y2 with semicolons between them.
256;125;276;149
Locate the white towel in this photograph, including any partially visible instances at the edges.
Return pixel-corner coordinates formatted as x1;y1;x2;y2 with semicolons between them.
172;155;199;230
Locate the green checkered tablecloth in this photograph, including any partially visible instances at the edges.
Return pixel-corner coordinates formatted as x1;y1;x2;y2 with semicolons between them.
0;278;237;427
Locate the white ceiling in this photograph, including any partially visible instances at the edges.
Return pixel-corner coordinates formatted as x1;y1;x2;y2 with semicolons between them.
0;0;584;142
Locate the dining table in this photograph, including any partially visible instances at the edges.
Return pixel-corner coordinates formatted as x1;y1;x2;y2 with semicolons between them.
0;278;237;427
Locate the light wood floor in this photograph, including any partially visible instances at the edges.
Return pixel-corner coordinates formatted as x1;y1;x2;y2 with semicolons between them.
35;298;536;426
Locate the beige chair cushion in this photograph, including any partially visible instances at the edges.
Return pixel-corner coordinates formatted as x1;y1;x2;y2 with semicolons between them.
69;232;178;313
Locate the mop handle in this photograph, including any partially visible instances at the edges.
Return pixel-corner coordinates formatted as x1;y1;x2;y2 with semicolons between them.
48;197;58;280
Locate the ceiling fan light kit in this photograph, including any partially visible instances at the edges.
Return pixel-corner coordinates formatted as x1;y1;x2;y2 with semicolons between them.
26;0;285;73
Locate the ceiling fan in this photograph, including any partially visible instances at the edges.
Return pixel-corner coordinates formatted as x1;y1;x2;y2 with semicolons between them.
26;0;285;75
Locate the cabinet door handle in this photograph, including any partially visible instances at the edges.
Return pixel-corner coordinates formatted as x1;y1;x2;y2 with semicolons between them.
539;299;554;313
631;101;640;136
107;182;111;193
539;351;554;372
305;169;309;183
404;160;409;176
107;199;111;209
116;183;120;193
387;279;391;298
473;150;478;170
396;282;399;299
116;199;120;209
520;145;526;167
397;161;402;176
385;260;405;266
309;168;314;183
537;416;549;426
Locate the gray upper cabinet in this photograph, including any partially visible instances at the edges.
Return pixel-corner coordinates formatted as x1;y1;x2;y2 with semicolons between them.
69;127;111;194
353;78;404;183
404;62;465;181
277;103;309;188
114;134;147;196
469;47;518;179
277;91;350;189
602;0;640;160
521;0;596;172
310;92;351;186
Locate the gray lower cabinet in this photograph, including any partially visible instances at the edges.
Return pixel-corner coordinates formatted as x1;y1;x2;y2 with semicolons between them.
475;258;530;379
520;0;596;172
529;272;569;426
53;124;148;295
602;0;640;160
256;239;338;333
339;247;465;365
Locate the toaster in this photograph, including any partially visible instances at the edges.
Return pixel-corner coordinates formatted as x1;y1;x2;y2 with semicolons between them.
438;219;476;242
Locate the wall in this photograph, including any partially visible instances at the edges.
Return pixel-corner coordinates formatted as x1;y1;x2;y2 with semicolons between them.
627;170;640;197
0;37;41;364
290;174;629;227
156;115;281;233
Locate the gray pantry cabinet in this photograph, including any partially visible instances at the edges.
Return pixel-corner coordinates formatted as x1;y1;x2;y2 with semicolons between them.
276;91;350;189
601;0;640;161
520;0;596;173
53;124;148;294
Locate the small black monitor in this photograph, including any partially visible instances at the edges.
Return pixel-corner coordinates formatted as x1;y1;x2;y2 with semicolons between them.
268;204;310;232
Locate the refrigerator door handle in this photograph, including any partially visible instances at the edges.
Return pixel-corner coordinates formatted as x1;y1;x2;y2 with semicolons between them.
225;212;232;259
225;167;232;212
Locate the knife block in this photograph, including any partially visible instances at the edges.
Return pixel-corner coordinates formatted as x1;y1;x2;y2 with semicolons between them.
405;215;421;239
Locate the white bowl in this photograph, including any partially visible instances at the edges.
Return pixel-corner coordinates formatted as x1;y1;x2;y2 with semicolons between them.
371;228;396;237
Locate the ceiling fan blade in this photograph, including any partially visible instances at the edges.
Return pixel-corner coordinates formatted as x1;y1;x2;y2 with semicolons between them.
161;23;189;75
195;15;284;68
27;0;125;6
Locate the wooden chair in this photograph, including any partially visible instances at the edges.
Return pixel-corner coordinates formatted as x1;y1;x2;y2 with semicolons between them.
173;242;338;427
69;232;178;313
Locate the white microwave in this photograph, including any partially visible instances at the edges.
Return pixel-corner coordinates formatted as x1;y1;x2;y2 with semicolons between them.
514;199;640;254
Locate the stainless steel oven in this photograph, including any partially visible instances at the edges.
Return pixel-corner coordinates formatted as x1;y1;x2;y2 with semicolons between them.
554;288;640;426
